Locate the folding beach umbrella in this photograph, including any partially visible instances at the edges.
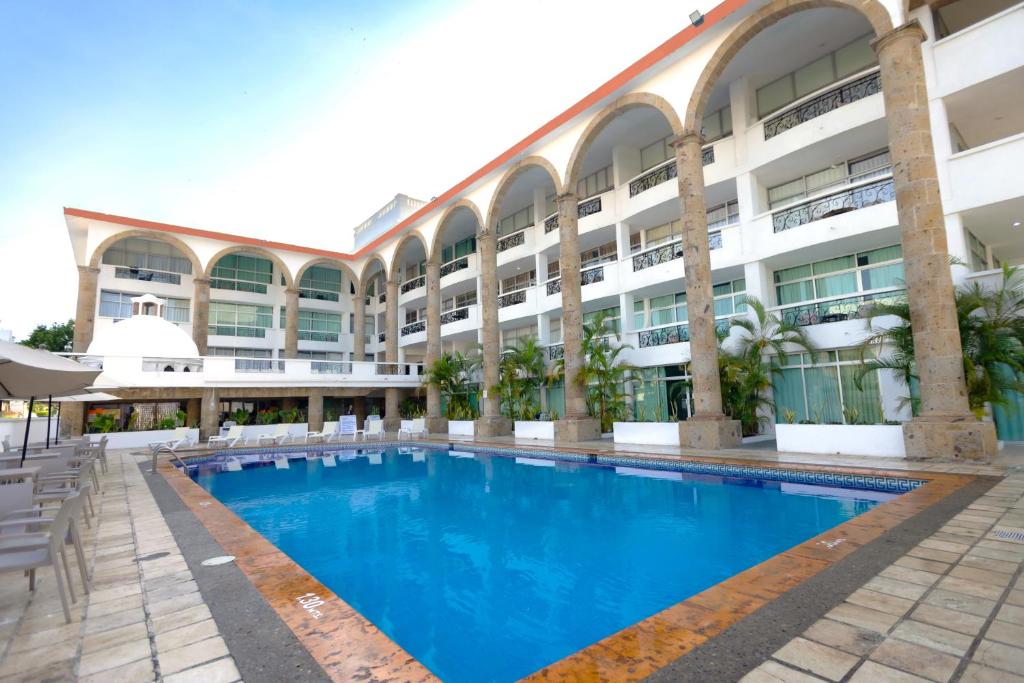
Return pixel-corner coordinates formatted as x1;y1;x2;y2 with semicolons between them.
0;340;101;463
51;392;120;447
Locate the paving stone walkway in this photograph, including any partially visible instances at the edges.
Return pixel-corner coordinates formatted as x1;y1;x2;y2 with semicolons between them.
0;450;243;683
743;473;1024;683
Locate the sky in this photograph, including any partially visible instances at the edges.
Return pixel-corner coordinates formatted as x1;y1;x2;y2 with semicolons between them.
0;0;704;339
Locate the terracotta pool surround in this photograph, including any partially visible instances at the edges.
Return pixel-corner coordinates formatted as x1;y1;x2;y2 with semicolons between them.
158;446;979;683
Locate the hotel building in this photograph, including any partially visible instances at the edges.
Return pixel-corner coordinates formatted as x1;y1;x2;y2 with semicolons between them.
62;0;1024;458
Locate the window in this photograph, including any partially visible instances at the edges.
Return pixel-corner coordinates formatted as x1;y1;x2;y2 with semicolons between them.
643;219;682;250
767;149;891;209
498;205;534;236
208;347;271;358
967;231;990;273
98;291;133;319
102;238;193;277
501;324;538;347
706;200;740;229
756;33;876;118
441;236;477;263
208;302;273;338
404;261;426;282
210;254;274;294
163;298;191;323
702;106;733;143
549;318;562;344
299;266;342;302
442;290;477;312
773;350;883;424
640;135;673;172
634;278;745;328
405;308;426;325
500;270;535;293
713;279;748;317
576;164;613;198
774;245;904;306
584;306;621;335
580;241;617;269
547;259;560;280
298;310;341;342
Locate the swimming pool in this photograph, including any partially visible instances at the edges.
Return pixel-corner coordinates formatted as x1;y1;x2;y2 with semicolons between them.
190;445;904;682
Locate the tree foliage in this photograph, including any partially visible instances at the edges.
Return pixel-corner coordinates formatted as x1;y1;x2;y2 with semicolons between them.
423;350;481;420
21;319;74;353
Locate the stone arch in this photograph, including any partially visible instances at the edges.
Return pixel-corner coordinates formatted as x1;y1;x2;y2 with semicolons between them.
358;254;389;297
484;156;563;234
88;229;203;276
564;92;684;192
684;0;895;132
388;231;430;281
429;199;486;263
204;245;294;289
294;257;360;302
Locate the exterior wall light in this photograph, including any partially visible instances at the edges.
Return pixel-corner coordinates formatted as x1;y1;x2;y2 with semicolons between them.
690;10;704;26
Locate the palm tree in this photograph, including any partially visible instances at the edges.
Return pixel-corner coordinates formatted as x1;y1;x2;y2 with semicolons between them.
494;336;546;420
857;264;1024;417
578;312;638;432
423;350;481;420
724;296;816;436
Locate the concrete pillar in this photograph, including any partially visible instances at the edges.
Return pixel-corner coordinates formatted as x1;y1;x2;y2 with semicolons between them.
354;396;367;430
475;223;511;436
60;403;86;437
307;390;324;433
284;287;299;359
73;266;100;352
424;258;447;433
192;277;211;355
672;132;741;449
554;192;600;442
200;388;219;441
384;278;401;432
874;21;994;460
353;286;366;361
185;398;201;428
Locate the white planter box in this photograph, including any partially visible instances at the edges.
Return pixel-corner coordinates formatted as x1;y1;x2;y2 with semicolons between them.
775;423;906;458
515;421;554;440
448;420;475;436
0;418;59;446
100;428;201;450
613;422;680;446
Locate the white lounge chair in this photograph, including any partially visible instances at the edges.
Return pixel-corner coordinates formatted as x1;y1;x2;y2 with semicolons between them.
364;420;384;440
398;418;427;439
256;424;292;446
148;427;193;453
209;425;245;448
306;421;337;444
338;415;359;441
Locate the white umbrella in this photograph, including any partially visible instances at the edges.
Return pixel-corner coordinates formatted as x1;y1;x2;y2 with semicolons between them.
0;340;101;461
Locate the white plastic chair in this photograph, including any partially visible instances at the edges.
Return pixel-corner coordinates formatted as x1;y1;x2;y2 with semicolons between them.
306;421;337;443
398;418;427;439
148;427;193;453
209;425;245;448
364;420;384;440
256;424;292;446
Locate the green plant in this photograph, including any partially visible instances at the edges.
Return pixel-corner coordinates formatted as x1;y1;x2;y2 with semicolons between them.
842;406;862;425
399;397;425;419
230;408;251;426
423;350;481;420
175;409;187;427
579;312;638;432
857;264;1024;418
279;407;302;424
781;408;797;424
89;413;118;433
493;336;545;421
256;409;278;425
157;416;178;430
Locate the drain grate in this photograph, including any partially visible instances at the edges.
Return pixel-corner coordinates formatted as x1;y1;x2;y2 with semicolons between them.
993;529;1024;543
136;552;170;562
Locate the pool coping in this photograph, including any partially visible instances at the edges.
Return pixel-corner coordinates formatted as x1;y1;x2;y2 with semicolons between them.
157;441;992;682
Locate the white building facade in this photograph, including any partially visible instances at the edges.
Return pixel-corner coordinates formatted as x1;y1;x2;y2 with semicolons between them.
63;0;1024;456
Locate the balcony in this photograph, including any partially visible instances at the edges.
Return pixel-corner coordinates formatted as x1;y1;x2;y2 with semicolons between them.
763;70;882;140
638;323;689;348
378;332;386;343
547;344;563;361
773;289;905;328
946;132;1024;213
632;240;683;272
400;276;425;295
544;264;606;296
626;148;714;199
932;4;1024;97
498;289;527;308
441;256;469;278
541;195;605;233
401;320;425;337
772;175;895;233
114;267;182;285
440;304;479;336
441;307;469;325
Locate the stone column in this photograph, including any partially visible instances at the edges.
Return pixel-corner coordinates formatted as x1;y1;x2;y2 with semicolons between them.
424;258;447;433
354;396;367;431
199;388;220;441
474;224;511;436
554;192;600;442
185;398;201;428
384;278;401;432
307;390;324;433
73;266;100;352
284;287;299;359
673;132;741;449
874;22;994;461
192;277;211;355
353;287;366;361
60;403;86;437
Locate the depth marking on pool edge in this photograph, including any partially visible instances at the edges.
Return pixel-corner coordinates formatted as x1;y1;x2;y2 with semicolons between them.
817;537;846;550
297;593;326;620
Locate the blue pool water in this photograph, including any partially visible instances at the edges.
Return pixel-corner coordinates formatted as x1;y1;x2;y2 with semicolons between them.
192;447;895;682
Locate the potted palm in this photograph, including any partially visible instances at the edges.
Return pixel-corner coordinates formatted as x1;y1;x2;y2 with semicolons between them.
491;336;550;439
423;350;481;436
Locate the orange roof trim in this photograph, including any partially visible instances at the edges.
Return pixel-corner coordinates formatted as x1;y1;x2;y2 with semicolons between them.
65;0;746;262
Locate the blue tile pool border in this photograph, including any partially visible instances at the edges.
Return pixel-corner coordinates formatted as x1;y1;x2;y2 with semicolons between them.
176;440;926;494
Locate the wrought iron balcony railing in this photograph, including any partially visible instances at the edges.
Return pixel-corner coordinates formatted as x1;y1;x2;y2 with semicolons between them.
772;176;895;233
709;232;723;250
639;323;689;348
776;289;905;327
545;265;605;296
577;196;602;219
440;307;469;325
546;279;561;296
311;361;353;374
628;148;713;198
378;292;386;303
632;240;683;271
497;230;526;253
547;344;564;361
114;267;181;285
401;276;425;294
401;320;425;336
498;289;527;308
763;70;882;140
544;212;559;233
440;257;469;278
378;332;386;343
